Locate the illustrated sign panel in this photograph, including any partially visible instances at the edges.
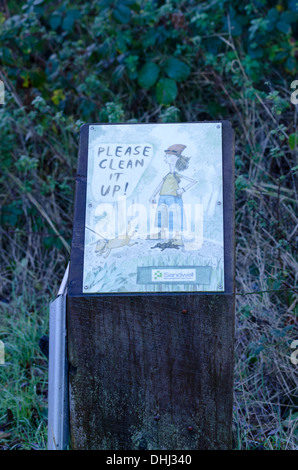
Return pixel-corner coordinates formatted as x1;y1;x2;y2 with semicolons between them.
83;123;224;293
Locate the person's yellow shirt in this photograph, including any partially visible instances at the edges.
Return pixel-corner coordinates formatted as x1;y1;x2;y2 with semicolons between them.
159;172;182;196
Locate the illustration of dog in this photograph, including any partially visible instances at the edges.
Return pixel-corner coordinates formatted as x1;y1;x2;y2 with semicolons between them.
95;220;138;258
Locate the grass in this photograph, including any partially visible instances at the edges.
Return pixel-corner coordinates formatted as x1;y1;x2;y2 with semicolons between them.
0;290;50;450
233;196;298;449
234;292;298;450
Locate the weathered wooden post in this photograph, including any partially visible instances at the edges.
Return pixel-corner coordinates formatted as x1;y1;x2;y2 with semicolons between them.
67;121;235;450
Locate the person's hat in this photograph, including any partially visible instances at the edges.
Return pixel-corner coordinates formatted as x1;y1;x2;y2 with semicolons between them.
164;144;186;156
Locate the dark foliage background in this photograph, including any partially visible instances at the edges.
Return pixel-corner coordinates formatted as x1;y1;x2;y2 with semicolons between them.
0;0;297;449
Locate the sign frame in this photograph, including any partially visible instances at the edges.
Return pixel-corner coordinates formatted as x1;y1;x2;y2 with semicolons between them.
68;121;234;297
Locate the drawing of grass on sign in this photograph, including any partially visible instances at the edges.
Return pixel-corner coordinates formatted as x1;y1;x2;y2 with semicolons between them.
84;242;224;293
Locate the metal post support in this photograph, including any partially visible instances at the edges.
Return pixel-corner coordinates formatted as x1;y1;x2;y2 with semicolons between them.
47;264;70;450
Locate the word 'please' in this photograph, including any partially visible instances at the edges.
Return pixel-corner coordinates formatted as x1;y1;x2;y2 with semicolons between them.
98;145;152;158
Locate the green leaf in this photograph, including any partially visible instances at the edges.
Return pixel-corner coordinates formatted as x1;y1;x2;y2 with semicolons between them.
282;411;298;428
276;20;291;34
164;58;190;82
113;4;132;24
266;8;279;22
160;106;180;123
289;133;297;150
1;204;23;227
288;0;298;12
98;0;114;6
62;9;80;31
49;13;61;30
43;235;62;250
286;57;296;72
235;175;251;192
280;11;297;23
51;89;65;105
265;9;278;32
138;63;160;89
223;15;242;36
156;78;177;104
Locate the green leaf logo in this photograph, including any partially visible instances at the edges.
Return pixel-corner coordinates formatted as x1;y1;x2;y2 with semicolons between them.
154;270;163;280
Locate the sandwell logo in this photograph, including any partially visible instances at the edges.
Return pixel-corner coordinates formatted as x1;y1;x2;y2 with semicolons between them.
154;270;163;280
152;268;196;283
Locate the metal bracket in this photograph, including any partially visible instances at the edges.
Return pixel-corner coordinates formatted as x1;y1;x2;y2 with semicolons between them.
48;263;69;450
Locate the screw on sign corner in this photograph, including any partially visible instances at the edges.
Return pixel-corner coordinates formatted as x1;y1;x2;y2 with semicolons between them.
182;309;188;315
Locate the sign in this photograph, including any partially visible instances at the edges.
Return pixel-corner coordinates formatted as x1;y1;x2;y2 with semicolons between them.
82;122;224;294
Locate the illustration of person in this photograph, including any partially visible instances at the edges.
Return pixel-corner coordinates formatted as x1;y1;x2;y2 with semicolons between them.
149;144;197;245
